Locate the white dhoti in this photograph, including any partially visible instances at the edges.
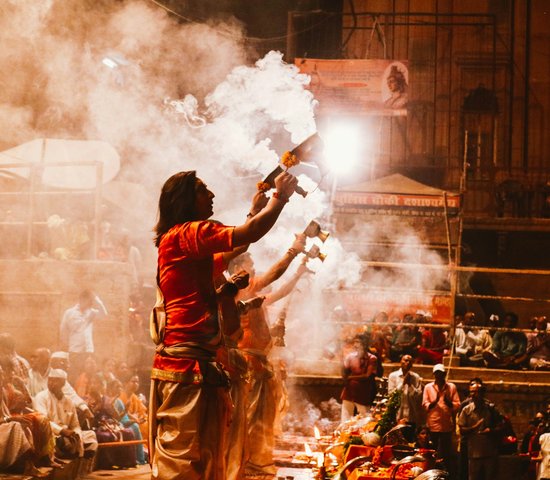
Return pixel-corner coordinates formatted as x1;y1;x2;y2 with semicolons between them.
0;421;32;468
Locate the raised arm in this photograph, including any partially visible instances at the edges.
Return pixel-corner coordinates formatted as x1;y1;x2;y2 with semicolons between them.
264;260;311;306
232;172;297;247
254;234;307;292
221;191;269;266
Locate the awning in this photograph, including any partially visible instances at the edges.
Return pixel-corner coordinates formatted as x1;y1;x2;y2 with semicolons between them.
334;173;461;216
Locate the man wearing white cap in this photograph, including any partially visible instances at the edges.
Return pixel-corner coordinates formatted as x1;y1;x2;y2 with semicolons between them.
49;352;94;426
33;369;97;460
422;363;460;477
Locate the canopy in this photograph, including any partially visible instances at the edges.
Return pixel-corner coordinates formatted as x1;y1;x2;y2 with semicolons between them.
333;173;461;216
0;138;120;189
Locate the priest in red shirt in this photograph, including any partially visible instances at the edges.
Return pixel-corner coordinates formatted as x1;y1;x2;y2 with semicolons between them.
149;170;297;480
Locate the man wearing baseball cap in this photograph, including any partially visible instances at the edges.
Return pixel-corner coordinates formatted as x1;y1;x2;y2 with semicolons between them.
422;363;461;477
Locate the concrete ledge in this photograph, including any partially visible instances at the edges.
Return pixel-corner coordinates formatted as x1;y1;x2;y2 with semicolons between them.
289;360;550;387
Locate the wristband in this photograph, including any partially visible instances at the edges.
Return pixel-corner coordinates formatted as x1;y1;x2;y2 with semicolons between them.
273;191;289;203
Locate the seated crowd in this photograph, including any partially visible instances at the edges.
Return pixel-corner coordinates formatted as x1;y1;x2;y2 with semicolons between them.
0;307;546;476
350;308;548;371
0;332;148;476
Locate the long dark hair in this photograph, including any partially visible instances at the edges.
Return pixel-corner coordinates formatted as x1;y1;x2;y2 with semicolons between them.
154;171;197;247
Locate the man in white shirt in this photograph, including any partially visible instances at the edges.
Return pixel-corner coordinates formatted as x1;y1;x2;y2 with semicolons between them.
28;348;51;397
387;354;424;433
49;352;94;427
454;312;492;367
33;369;97;460
59;290;107;381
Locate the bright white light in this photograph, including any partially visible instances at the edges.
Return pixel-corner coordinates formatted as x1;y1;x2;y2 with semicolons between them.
102;53;130;70
322;122;363;174
102;57;118;69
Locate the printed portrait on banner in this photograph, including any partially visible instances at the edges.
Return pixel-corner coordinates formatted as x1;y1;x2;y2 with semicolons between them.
296;58;409;116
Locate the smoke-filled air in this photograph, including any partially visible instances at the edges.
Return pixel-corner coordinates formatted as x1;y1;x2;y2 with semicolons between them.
0;0;447;368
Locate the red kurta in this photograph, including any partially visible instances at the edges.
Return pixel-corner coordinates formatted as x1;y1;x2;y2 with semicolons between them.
151;221;234;379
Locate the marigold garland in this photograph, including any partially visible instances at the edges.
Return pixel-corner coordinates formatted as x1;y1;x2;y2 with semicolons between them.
257;181;271;192
281;151;299;168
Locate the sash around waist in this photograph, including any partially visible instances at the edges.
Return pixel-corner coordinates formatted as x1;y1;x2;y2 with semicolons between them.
155;342;217;361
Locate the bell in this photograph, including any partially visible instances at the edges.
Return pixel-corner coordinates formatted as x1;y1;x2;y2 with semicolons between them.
306;244;327;262
303;220;330;243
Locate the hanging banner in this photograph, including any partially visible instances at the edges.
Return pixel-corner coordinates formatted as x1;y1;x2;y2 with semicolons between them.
333;173;462;216
333;192;461;216
295;58;409;116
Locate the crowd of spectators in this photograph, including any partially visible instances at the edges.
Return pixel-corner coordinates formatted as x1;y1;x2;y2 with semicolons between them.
337;307;548;371
1;296;546;477
383;357;549;480
0;332;148;476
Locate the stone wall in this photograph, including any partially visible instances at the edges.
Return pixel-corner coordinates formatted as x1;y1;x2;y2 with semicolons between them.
287;362;550;439
0;259;133;363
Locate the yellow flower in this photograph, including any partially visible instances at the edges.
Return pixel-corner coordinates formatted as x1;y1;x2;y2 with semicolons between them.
257;181;271;192
281;151;299;168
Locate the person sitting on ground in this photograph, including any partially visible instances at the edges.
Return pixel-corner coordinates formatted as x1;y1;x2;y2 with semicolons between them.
526;316;550;370
49;352;94;429
87;374;137;470
75;355;98;399
455;312;493;367
0;364;34;474
28;348;51;398
0;362;58;475
389;313;421;362
114;361;131;383
33;369;98;461
416;313;448;365
107;379;146;465
368;311;393;362
118;374;148;444
414;425;435;450
98;357;117;384
0;333;30;380
483;312;527;369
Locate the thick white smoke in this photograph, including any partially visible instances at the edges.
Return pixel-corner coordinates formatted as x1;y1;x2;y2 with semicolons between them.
0;1;448;371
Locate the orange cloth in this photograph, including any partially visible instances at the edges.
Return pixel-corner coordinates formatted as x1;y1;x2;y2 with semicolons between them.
152;221;234;377
75;373;91;399
237;278;273;372
119;391;148;441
